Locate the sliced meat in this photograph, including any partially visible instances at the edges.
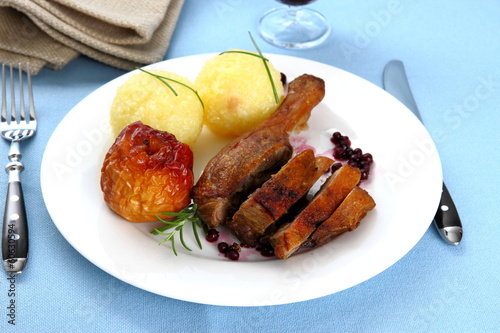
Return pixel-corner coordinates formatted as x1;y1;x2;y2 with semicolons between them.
192;74;325;229
302;187;376;249
193;135;292;229
270;164;361;259
227;150;333;246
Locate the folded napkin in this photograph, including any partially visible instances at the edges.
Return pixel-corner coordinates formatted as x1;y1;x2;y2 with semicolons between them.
0;0;185;74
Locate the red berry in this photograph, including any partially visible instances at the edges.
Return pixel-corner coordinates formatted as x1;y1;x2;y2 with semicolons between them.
225;250;239;261
206;229;219;242
217;242;229;253
330;131;374;182
331;162;343;173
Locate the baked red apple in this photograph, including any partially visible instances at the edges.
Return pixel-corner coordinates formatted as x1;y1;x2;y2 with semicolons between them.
100;121;194;222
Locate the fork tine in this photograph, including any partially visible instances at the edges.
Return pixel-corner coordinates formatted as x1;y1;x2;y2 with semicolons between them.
0;63;36;126
1;64;5;123
9;64;16;122
18;63;26;123
26;63;35;122
27;62;36;121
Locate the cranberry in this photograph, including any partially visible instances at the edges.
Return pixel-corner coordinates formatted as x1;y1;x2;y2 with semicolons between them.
341;147;353;160
341;136;351;147
360;161;371;172
362;153;373;163
351;153;362;161
330;131;374;182
225;250;239;261
256;244;275;257
260;248;274;257
333;147;345;160
347;160;359;168
218;242;241;261
331;162;343;173
331;131;343;144
217;242;229;253
205;229;219;242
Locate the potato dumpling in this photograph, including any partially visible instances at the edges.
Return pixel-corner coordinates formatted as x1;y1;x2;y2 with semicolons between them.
110;70;203;147
194;50;284;137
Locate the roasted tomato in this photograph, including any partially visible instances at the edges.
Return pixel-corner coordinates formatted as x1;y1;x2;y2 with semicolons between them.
100;121;194;222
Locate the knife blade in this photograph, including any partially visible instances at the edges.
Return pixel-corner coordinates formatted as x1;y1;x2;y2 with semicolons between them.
383;60;462;245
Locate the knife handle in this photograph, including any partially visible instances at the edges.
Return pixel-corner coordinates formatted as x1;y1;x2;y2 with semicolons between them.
433;182;462;245
1;180;29;274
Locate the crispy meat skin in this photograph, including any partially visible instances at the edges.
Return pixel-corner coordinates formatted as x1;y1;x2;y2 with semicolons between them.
271;164;361;259
192;74;325;229
228;150;333;246
303;187;376;248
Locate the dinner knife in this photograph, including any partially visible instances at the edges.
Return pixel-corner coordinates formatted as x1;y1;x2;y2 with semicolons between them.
383;60;462;245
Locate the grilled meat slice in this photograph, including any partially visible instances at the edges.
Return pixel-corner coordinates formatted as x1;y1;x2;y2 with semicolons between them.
228;150;333;246
193;136;292;229
270;164;361;259
192;74;326;229
302;187;375;249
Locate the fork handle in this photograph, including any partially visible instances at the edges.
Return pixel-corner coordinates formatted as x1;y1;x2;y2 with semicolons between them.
1;169;28;275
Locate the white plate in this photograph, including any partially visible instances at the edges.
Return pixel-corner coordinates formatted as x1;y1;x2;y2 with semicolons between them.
40;54;442;306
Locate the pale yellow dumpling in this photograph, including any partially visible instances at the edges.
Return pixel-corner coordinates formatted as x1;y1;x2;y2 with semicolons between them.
110;70;204;147
194;50;284;137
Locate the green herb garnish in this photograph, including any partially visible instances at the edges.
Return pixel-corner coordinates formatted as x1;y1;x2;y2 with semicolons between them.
220;32;280;104
137;68;205;110
151;203;203;256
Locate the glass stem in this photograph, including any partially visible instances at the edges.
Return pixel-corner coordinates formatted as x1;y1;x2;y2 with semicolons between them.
286;5;301;21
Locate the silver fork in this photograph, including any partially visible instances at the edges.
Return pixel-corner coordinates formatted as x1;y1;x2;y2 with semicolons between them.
1;63;37;275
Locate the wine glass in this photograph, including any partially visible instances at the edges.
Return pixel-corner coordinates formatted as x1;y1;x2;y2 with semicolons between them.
258;0;330;49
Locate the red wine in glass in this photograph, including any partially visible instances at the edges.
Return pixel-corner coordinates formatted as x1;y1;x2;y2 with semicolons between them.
277;0;317;5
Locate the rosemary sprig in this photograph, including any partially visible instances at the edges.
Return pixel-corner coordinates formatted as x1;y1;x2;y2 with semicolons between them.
220;32;280;104
137;68;205;110
151;203;203;256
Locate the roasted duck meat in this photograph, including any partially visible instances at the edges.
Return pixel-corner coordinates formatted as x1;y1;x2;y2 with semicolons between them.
270;164;361;259
302;186;376;249
192;74;325;229
227;150;333;246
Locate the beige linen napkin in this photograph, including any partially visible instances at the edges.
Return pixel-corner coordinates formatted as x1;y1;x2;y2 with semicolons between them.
0;0;184;74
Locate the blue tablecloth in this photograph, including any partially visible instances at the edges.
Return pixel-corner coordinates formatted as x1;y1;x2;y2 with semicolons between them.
1;1;499;332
